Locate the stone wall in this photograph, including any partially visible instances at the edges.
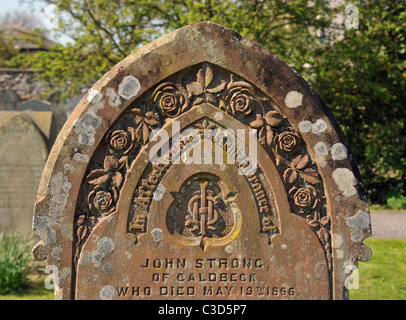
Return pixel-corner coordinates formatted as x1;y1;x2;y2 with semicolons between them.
0;68;67;131
0;68;47;103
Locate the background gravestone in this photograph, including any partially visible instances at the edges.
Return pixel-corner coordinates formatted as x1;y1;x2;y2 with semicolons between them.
32;22;372;300
17;99;52;112
0;90;20;110
66;96;84;117
0;112;49;236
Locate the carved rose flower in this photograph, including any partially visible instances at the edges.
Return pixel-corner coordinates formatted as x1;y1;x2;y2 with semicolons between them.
289;185;319;214
224;79;257;116
151;83;188;118
277;128;301;154
106;128;136;156
88;186;118;216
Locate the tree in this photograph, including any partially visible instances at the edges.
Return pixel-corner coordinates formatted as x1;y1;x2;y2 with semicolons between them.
0;37;18;67
10;0;334;96
0;10;48;66
311;0;406;202
7;0;405;204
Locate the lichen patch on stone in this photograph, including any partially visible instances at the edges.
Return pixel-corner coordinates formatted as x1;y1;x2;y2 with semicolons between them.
332;168;357;197
99;285;115;300
311;119;328;134
118;75;141;100
331;143;348;161
285;91;303;108
346;210;371;242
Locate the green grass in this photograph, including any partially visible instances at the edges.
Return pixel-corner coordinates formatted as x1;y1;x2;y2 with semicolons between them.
370;204;406;212
0;276;54;300
350;238;406;300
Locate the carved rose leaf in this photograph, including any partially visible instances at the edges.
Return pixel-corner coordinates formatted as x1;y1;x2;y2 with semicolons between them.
264;111;285;127
144;112;160;126
186;68;205;96
207;81;226;94
320;216;330;226
104;155;119;172
76;225;89;243
86;169;109;185
186;65;226;105
258;127;267;147
301;168;321;184
135;122;150;145
317;227;330;244
206;93;217;105
266;126;274;146
249;114;265;129
292;154;309;170
129;108;144;118
308;219;320;228
186;82;204;96
77;214;87;226
205;66;213;87
112;171;123;189
283;168;298;184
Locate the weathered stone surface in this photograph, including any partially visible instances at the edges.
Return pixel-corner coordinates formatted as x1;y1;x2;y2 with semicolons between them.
0;112;48;236
0;110;57;150
32;22;372;300
18;99;52;112
0;90;21;110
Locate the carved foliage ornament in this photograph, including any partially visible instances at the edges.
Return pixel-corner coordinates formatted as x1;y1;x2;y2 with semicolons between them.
74;63;331;272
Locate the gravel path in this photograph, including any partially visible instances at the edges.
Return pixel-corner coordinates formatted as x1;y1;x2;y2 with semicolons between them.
370;211;406;239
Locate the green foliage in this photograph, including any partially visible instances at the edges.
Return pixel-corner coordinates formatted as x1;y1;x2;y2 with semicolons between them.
0;34;19;67
9;0;334;98
0;231;33;294
312;0;406;203
386;192;406;210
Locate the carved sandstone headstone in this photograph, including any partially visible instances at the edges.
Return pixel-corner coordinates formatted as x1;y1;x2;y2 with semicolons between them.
0;112;49;236
32;22;372;300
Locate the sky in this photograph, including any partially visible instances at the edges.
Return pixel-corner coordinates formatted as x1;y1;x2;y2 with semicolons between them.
0;0;71;44
0;0;46;21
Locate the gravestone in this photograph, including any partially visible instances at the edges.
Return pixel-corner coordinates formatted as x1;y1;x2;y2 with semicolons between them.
17;99;52;112
0;112;49;236
0;90;20;110
66;96;83;117
32;22;372;300
0;110;57;150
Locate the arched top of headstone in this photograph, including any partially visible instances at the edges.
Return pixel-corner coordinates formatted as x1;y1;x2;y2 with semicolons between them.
0;112;48;236
0;110;56;150
17;99;52;112
33;22;371;300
